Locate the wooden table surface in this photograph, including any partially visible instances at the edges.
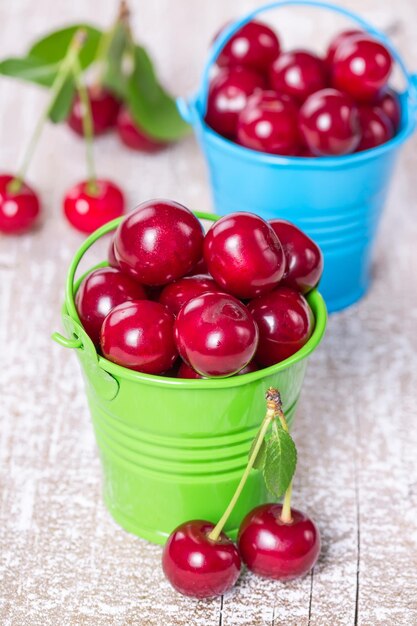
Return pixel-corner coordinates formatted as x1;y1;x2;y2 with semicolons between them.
1;0;417;624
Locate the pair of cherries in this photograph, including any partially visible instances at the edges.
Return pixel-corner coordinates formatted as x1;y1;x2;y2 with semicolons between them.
63;86;170;233
163;503;320;598
0;85;167;236
75;200;323;379
205;20;399;156
0;174;125;236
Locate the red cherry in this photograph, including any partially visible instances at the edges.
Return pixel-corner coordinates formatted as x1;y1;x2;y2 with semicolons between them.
177;361;205;379
374;87;401;132
269;219;323;294
68;87;120;136
269;50;327;102
326;29;363;66
356;106;393;151
177;357;258;379
216;20;280;74
174;292;258;377
116;107;167;152
238;503;320;580
0;174;40;234
162;520;241;598
299;88;361;156
114;200;204;285
205;67;265;138
100;300;177;374
236;360;259;375
75;267;146;346
237;91;300;155
331;34;392;102
159;274;222;316
204;212;285;299
298;146;316;157
248;286;314;367
63;179;125;234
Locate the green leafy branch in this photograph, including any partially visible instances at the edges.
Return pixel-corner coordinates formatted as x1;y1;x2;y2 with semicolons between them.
0;2;189;142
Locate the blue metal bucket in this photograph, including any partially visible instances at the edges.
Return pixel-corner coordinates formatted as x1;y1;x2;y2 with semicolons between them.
178;0;417;312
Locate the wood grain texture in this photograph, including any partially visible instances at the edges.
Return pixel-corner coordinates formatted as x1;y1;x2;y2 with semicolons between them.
1;0;417;624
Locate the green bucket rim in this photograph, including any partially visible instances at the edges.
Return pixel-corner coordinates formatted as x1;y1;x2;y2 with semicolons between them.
62;211;327;390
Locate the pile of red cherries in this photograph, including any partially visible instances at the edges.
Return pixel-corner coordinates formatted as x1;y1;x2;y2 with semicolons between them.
76;199;323;377
205;21;400;156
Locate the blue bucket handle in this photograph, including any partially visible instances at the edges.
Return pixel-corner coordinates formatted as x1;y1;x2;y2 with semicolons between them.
178;0;417;123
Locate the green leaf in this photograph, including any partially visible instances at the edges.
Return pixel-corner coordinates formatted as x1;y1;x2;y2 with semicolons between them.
48;75;75;123
29;24;102;70
126;45;190;142
0;25;102;89
263;425;297;499
101;23;129;99
248;434;267;471
0;56;60;87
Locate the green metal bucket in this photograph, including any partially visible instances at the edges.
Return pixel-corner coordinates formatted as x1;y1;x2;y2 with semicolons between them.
53;213;327;545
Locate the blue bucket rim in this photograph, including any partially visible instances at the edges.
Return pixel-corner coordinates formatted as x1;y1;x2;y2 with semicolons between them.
177;0;417;167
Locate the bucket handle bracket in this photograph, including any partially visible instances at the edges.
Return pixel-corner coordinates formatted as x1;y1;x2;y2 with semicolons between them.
52;315;119;401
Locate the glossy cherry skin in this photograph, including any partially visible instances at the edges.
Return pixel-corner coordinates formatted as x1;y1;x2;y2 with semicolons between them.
163;520;241;598
0;174;40;234
63;179;125;234
331;34;392;102
159;274;222;316
174;292;258;377
114;199;204;286
177;357;258;379
325;29;363;66
75;267;147;346
216;20;280;74
116;107;167;152
100;300;177;374
374;87;401;132
248;286;314;367
204;212;285;299
269;50;327;102
299;88;361;156
237;91;300;156
68;87;120;136
269;219;323;294
357;106;393;151
205;67;265;138
238;504;320;580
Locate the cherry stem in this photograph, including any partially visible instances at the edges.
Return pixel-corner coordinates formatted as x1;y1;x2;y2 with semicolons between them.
93;0;131;91
276;406;293;524
7;30;87;195
208;388;281;543
72;56;98;195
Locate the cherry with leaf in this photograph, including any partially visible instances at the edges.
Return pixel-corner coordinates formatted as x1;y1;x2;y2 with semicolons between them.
162;388;320;598
0;1;190;151
0;30;87;234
